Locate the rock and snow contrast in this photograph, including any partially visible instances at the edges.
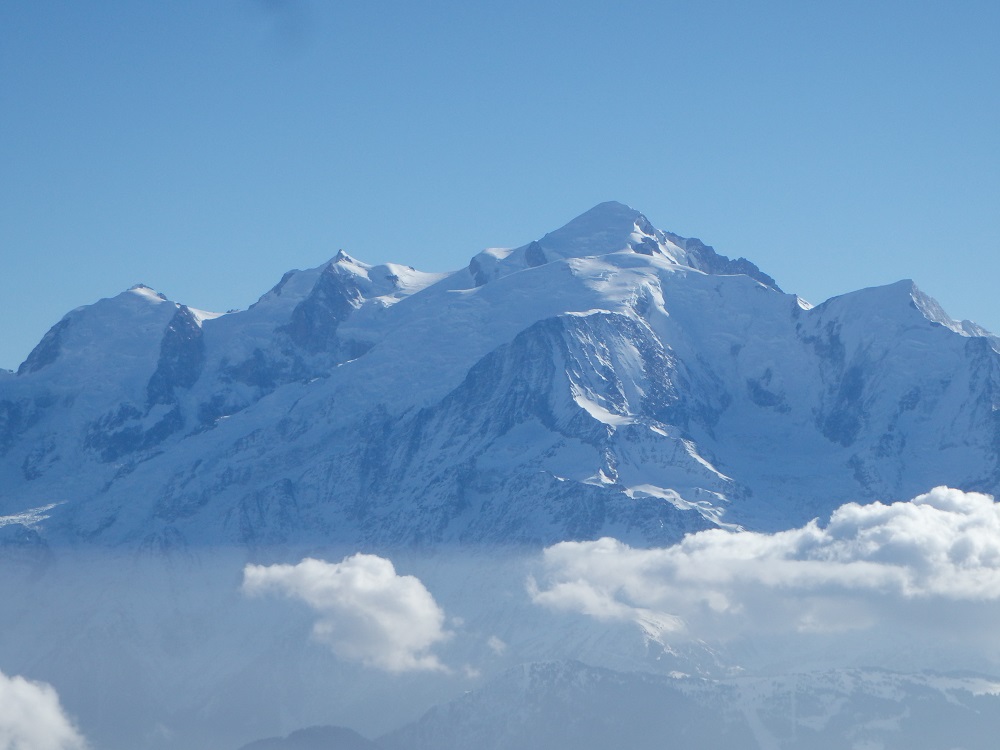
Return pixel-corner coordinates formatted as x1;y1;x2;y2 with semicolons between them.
2;202;1000;749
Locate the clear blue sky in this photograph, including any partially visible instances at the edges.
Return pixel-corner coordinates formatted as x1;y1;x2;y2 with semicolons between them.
2;0;998;370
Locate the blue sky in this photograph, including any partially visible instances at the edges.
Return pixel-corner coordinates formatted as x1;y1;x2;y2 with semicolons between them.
2;0;998;370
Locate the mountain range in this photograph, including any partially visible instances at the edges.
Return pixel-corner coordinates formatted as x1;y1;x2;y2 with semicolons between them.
2;201;999;750
3;201;998;551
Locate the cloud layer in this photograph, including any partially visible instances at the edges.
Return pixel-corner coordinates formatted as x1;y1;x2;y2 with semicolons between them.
530;487;1000;638
243;554;451;672
0;670;87;750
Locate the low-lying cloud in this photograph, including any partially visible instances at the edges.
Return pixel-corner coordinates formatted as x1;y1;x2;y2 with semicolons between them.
530;487;1000;638
0;669;87;750
243;554;452;672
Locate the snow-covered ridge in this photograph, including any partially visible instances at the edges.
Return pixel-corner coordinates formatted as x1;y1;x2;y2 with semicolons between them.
465;201;779;290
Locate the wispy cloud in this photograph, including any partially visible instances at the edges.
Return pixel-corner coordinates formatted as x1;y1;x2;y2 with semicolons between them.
530;487;1000;639
243;554;452;672
0;669;87;750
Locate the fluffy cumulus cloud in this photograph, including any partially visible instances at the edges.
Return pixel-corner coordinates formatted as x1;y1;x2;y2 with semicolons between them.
0;669;87;750
530;487;1000;637
243;554;452;672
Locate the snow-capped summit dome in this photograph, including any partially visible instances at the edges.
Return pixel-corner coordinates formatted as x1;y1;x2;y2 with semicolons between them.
536;200;651;259
467;201;780;290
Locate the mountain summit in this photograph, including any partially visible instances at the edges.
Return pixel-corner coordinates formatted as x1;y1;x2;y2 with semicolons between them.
467;201;779;290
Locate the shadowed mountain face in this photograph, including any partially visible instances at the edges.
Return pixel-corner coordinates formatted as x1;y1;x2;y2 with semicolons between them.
2;201;999;549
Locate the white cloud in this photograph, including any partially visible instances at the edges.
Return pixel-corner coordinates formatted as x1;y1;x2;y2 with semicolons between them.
0;669;87;750
530;487;1000;638
243;554;452;673
486;635;507;655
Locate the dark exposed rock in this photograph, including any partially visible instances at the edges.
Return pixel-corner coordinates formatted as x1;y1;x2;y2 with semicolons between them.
665;232;781;291
280;264;362;353
524;240;547;267
147;306;206;406
83;404;183;462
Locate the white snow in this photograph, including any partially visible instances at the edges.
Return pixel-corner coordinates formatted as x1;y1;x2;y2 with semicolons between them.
0;502;61;529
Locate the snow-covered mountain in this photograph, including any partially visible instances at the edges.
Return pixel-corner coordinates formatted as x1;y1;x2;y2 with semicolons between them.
3;201;1000;750
2;201;998;549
